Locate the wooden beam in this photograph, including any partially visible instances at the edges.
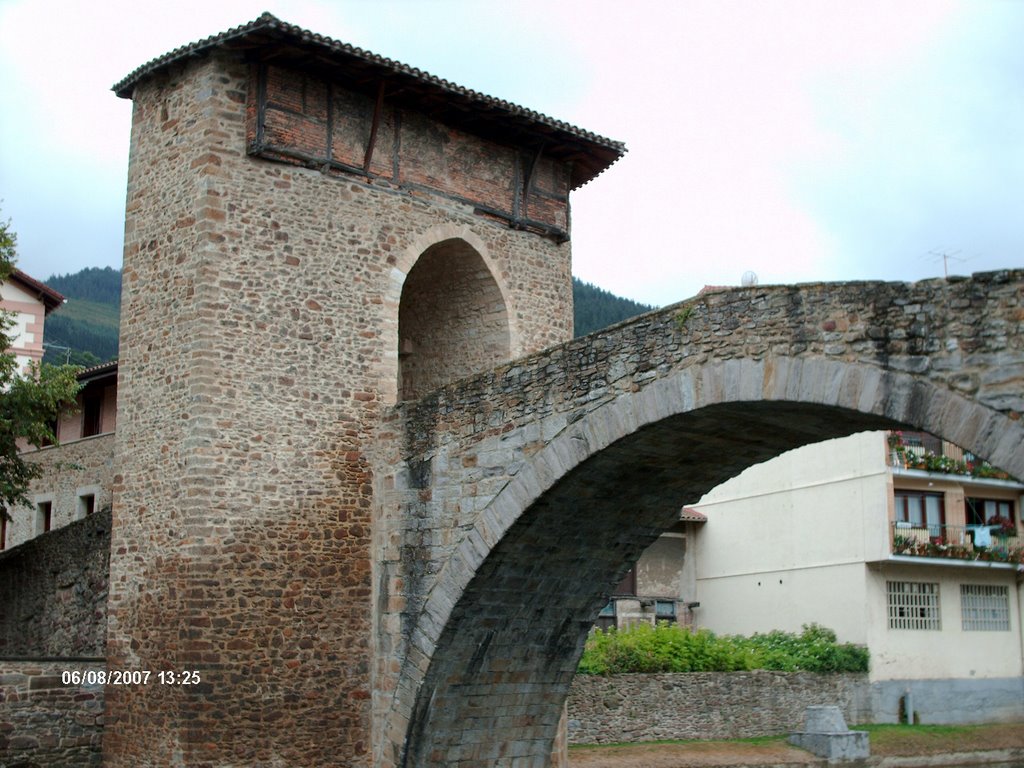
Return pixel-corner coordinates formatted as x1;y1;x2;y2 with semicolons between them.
363;80;386;174
521;143;544;219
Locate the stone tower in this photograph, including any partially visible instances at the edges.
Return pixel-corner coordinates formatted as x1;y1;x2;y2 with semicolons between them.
106;14;622;766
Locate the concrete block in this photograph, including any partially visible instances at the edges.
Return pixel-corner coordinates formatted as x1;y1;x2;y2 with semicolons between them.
789;705;869;762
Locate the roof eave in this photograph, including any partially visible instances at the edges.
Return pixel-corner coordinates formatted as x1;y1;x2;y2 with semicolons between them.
112;13;625;189
10;268;65;312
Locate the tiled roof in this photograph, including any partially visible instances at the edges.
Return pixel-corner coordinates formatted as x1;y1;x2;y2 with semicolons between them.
10;268;64;313
112;13;625;189
76;360;118;383
680;507;707;523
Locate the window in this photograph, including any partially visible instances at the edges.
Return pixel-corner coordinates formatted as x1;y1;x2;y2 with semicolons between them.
965;497;1014;528
78;493;96;519
894;491;944;533
961;584;1010;631
613;568;637;597
36;501;52;535
82;394;102;437
887;581;940;630
655;600;677;624
595;601;616;631
41;416;58;447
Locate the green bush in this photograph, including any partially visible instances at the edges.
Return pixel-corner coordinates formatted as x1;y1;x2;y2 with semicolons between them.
578;623;868;675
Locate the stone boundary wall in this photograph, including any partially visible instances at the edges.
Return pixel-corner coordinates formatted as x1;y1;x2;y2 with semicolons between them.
0;660;104;766
566;671;871;745
0;508;111;657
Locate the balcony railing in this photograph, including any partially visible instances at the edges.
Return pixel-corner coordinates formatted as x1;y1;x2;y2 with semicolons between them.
891;522;1024;565
887;431;1014;481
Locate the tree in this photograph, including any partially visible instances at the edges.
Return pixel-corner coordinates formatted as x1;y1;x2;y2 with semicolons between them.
0;215;81;522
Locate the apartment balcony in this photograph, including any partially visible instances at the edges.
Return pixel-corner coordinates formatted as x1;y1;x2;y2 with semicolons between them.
887;430;1014;481
890;521;1024;566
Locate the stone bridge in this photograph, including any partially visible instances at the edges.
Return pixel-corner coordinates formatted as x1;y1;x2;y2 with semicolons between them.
379;271;1024;766
101;15;1023;768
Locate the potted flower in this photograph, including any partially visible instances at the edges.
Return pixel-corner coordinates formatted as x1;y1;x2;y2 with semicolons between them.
986;515;1017;538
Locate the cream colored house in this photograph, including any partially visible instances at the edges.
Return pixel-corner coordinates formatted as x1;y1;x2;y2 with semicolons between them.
688;430;1023;724
1;268;69;550
0;268;64;373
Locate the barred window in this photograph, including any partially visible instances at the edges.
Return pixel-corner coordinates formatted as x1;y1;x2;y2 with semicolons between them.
595;601;616;632
887;581;940;630
961;584;1010;631
655;600;677;624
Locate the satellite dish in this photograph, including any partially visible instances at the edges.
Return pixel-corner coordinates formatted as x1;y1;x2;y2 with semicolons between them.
741;271;758;287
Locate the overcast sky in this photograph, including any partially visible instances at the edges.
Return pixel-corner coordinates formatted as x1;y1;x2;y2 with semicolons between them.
1;0;1022;307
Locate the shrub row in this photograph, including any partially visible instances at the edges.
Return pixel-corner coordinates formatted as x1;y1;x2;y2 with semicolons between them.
578;622;869;675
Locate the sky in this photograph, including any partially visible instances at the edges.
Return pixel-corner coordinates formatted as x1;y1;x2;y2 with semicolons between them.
1;0;1022;308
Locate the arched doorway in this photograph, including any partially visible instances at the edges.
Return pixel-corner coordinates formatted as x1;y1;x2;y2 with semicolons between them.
398;238;511;401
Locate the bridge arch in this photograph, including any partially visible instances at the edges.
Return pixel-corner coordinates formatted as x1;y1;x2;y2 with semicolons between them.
385;225;517;403
398;357;1024;765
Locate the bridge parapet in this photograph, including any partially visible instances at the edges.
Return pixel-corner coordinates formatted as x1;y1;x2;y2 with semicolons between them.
392;270;1022;467
376;270;1023;765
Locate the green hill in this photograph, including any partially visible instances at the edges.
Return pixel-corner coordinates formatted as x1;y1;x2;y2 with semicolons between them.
573;278;654;337
42;267;121;367
39;268;653;365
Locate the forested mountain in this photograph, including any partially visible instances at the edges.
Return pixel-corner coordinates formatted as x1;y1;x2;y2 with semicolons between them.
573;279;654;337
41;267;120;367
45;267;122;305
39;268;653;365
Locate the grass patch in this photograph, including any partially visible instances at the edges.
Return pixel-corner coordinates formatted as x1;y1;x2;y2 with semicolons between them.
854;723;1018;753
569;735;788;751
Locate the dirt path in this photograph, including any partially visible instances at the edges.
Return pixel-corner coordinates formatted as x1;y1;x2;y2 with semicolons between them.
569;739;819;768
568;724;1024;768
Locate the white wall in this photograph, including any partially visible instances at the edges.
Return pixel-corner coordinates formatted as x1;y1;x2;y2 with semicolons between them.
691;431;890;643
694;561;870;644
866;563;1023;682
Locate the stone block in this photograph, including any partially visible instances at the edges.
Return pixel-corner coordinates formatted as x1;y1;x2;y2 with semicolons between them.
789;704;870;762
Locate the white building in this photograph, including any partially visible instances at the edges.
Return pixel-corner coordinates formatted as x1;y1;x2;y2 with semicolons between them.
688;430;1023;724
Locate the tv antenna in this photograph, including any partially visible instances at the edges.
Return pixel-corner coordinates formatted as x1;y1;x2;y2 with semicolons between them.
42;342;73;364
926;249;969;279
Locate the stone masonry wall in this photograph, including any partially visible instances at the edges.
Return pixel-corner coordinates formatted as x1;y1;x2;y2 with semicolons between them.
109;48;573;768
566;672;871;744
4;434;116;550
0;508;110;658
0;661;104;767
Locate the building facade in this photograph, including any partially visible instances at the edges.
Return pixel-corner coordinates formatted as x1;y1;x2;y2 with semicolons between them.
688;430;1024;723
1;363;117;551
1;267;69;551
596;512;704;630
